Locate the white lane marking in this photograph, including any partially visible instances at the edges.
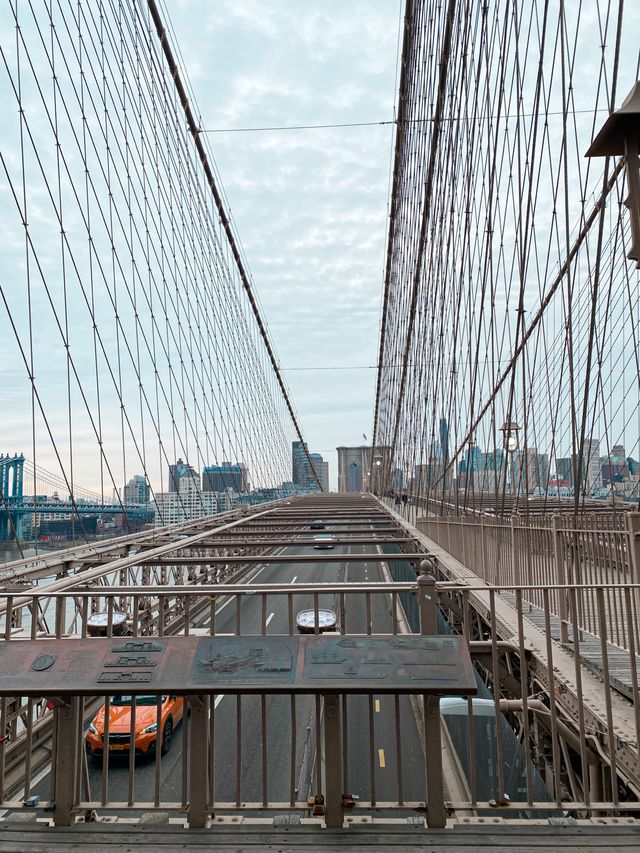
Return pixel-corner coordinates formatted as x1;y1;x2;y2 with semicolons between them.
213;595;234;616
209;561;272;619
265;612;275;627
291;576;298;584
214;695;224;709
252;565;268;582
22;758;54;791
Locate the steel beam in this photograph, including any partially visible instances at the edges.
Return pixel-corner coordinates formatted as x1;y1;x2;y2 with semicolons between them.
131;554;429;566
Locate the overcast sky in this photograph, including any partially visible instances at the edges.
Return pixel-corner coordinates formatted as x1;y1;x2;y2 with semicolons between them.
165;0;403;487
2;2;638;498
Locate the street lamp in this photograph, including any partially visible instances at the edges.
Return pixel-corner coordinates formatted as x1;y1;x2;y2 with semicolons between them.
586;80;640;266
500;421;520;453
500;421;520;494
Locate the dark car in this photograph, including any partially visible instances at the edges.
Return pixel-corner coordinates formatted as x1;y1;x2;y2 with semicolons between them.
309;519;325;530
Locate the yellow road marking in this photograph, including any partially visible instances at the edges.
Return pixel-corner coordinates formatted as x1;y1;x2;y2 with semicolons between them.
375;699;381;713
378;748;386;768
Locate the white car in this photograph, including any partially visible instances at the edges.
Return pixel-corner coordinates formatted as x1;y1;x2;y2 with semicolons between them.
313;534;336;550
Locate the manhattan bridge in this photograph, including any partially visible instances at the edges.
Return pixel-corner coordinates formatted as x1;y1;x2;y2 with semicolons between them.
0;1;638;850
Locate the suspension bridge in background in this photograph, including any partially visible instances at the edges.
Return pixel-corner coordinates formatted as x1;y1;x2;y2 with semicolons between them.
0;454;150;543
0;0;639;849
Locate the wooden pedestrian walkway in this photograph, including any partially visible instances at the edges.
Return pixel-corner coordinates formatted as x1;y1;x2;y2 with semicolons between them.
500;591;640;702
0;820;638;852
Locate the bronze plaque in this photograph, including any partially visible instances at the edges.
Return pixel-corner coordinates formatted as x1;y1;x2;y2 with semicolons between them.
0;634;476;696
301;636;476;693
190;636;299;687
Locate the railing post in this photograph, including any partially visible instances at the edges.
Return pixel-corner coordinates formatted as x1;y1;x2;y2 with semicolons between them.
322;693;343;827
418;569;437;635
461;519;467;569
424;695;446;828
625;513;640;582
188;695;210;828
625;513;640;645
480;517;488;583
53;697;80;827
552;515;569;644
510;516;519;586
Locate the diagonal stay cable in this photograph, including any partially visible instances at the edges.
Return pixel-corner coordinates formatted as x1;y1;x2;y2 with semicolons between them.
145;0;321;491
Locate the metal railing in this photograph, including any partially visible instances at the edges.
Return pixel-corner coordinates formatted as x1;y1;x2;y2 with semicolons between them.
0;578;638;827
0;579;446;828
418;512;640;651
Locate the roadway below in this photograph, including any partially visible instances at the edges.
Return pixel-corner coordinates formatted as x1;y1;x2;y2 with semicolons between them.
31;527;426;813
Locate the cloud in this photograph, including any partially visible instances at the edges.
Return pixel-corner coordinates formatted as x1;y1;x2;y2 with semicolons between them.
0;1;401;494
165;3;401;486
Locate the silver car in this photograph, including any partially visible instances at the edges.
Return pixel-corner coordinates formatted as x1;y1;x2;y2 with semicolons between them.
313;534;336;550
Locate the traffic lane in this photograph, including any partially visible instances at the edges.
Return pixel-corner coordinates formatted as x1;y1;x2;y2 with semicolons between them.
83;540;353;806
27;694;188;807
209;533;404;808
210;541;347;636
344;543;425;806
211;537;423;808
211;542;354;806
46;535;399;809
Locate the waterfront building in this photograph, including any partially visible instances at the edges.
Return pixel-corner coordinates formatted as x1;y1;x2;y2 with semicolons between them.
202;462;249;493
168;458;200;493
123;474;150;505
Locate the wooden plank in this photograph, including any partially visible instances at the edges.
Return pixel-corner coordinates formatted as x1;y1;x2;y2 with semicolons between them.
0;823;639;851
499;592;640;701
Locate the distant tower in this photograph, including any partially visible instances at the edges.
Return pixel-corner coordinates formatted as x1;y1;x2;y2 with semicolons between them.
0;453;25;540
336;446;372;493
168;458;200;492
308;453;326;490
292;441;309;486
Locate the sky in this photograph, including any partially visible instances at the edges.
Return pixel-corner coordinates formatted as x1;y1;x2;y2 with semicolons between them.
2;2;638;499
164;0;403;488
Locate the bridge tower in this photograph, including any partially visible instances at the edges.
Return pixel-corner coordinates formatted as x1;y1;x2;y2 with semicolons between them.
0;454;24;541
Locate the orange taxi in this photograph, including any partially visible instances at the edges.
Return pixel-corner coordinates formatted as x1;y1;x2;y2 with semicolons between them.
85;694;183;759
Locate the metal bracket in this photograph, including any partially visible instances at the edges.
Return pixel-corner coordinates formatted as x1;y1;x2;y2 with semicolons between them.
307;794;326;816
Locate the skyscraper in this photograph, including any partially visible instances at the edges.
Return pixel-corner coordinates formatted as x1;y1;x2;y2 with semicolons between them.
309;453;328;491
292;441;308;486
572;439;601;496
291;442;325;490
123;474;150;505
556;457;573;486
202;462;249;493
510;447;549;494
168;458;200;492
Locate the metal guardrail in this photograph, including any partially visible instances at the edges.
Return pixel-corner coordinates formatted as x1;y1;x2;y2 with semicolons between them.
0;577;638;827
418;512;640;651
